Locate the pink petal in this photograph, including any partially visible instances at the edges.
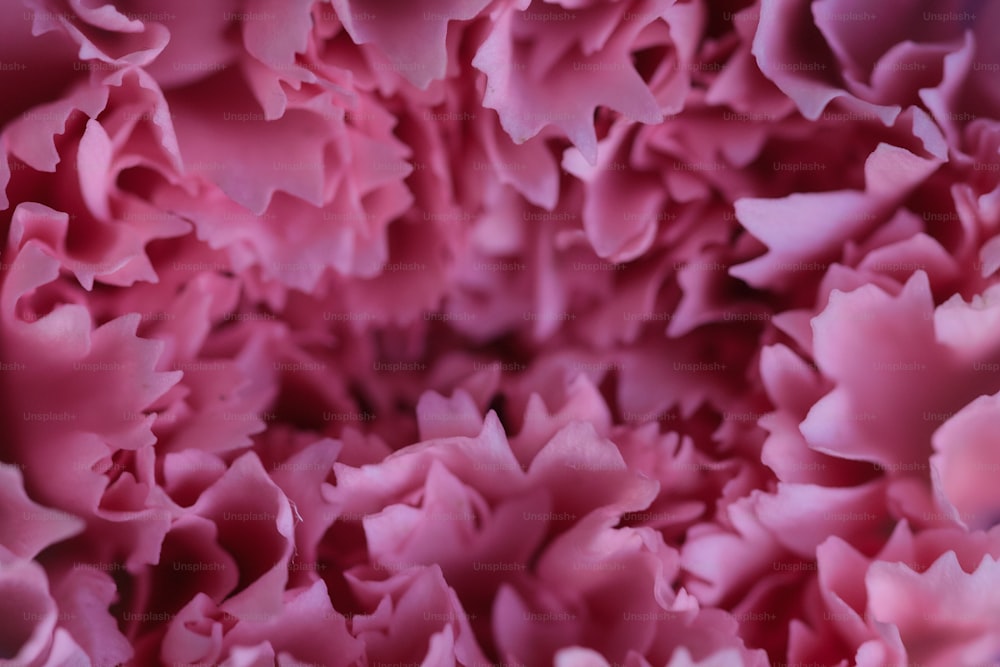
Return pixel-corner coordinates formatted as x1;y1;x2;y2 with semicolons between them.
331;0;491;89
0;464;85;559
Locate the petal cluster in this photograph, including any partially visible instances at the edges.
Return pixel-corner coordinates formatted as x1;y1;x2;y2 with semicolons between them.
1;0;998;666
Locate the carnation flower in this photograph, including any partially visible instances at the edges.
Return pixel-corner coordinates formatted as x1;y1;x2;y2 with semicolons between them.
1;0;999;665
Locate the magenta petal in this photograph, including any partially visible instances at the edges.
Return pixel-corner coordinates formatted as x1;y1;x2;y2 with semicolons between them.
752;0;899;124
221;581;363;666
754;481;891;556
241;0;313;68
331;0;491;89
473;6;662;164
49;566;133;667
24;0;170;66
0;464;85;560
930;392;1000;530
866;552;1000;666
0;549;59;666
191;453;296;620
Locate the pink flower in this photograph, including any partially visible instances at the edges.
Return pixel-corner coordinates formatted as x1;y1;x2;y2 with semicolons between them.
319;389;765;666
1;0;999;665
